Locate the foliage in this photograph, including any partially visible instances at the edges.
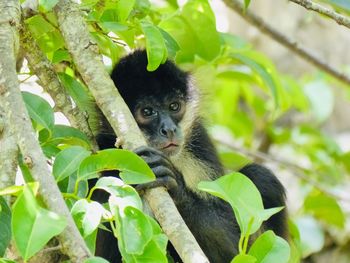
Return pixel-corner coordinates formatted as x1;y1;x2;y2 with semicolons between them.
0;0;349;262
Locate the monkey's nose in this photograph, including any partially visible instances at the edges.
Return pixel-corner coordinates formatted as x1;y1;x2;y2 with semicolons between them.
160;127;176;139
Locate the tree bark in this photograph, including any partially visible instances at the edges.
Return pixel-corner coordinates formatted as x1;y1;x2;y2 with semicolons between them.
0;1;91;262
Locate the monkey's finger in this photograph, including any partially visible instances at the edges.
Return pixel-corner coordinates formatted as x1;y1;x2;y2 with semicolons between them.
135;176;177;195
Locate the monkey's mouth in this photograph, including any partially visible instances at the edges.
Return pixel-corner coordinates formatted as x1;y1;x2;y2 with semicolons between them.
160;143;180;155
163;143;179;149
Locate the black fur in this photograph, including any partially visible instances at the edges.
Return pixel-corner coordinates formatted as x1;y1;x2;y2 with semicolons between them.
93;50;287;263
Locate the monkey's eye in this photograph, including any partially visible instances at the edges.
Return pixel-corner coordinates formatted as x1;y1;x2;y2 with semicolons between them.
169;102;180;112
141;107;157;117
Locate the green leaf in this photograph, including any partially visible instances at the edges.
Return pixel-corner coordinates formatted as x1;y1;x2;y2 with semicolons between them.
51;49;71;64
22;92;54;132
37;30;65;53
12;186;66;260
25;15;55;38
159;28;180;59
0;182;39;197
198;173;283;235
116;0;136;21
295;216;325;257
98;22;129;33
181;0;220;61
230;53;279;107
78;149;155;184
0;197;11;256
71;200;105;237
219;152;251;171
52;124;90;146
248;230;290;263
159;15;197;63
304;191;345;228
38;0;59;12
95;177;142;210
231;254;257;263
53;146;91;182
84;257;110;263
58;73;97;121
140;20;167;71
121;206;153;254
90;32;120;64
109;195;167;260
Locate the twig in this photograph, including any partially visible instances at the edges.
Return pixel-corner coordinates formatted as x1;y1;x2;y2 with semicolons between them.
289;0;350;29
53;1;209;262
0;1;91;262
214;136;350;202
222;0;350;86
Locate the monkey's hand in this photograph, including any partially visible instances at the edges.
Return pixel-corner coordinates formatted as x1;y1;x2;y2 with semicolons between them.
134;146;185;197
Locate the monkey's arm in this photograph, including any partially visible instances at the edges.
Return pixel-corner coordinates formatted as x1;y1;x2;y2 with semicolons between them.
135;146;240;262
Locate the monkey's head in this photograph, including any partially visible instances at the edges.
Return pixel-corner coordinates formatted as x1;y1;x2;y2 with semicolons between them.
111;50;199;156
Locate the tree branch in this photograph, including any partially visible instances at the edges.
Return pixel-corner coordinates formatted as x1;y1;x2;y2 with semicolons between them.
0;106;18;199
289;0;350;29
222;0;350;86
19;21;98;151
0;1;91;262
53;0;209;262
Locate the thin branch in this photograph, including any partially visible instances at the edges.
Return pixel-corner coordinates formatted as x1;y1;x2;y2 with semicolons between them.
0;1;91;262
222;0;350;86
214;136;350;202
53;1;209;262
289;0;350;29
19;20;98;151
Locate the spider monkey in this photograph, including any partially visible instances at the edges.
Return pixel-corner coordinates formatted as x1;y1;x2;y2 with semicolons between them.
93;50;287;263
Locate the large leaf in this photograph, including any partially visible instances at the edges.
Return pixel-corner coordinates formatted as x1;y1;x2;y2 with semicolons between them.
304;191;345;228
78;149;155;184
248;230;290;263
230;53;279;107
121;206;153;254
140;20;167;71
71;200;106;237
181;0;220;61
53;146;91;182
116;0;136;21
58;73;97;120
94;177;142;210
52;124;91;147
198;173;283;235
159;15;197;62
158;28;180;59
25;15;55;38
109;196;167;260
0;197;11;256
22;92;54;132
12;186;66;260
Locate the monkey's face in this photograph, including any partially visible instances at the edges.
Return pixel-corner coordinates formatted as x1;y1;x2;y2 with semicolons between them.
132;95;186;156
